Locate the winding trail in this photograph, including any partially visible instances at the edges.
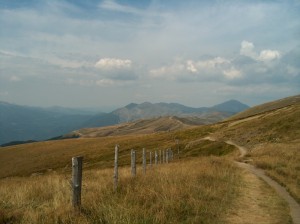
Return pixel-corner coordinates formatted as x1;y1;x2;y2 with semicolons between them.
203;136;300;224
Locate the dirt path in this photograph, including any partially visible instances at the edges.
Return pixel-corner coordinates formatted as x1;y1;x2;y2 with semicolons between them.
203;136;300;223
230;142;300;224
222;139;300;224
226;169;292;223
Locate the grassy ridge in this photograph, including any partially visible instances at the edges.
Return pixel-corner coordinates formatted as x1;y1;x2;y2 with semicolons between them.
0;157;241;224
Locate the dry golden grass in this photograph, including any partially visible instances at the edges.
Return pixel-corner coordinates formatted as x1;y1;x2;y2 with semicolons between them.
0;157;241;224
213;102;300;204
215;103;300;146
72;116;193;138
226;168;291;224
229;94;300;120
249;142;300;203
0;126;216;178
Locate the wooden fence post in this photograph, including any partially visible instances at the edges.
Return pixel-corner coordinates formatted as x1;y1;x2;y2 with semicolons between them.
149;151;152;168
166;149;169;163
131;149;136;177
143;148;146;174
159;150;162;164
114;145;119;192
155;150;158;165
162;149;165;163
176;139;180;159
72;156;83;210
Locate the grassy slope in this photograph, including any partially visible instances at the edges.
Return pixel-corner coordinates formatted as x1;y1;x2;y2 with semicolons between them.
214;102;300;202
70;116;194;138
229;94;300;120
0;126;217;178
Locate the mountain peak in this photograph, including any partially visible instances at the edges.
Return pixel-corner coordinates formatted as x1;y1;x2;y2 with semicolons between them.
212;100;249;113
125;103;138;109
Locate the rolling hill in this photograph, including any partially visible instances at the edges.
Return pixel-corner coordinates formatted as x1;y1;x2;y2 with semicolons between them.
65;116;200;139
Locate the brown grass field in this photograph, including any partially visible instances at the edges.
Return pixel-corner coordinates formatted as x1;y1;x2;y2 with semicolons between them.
0;95;299;223
1;157;242;223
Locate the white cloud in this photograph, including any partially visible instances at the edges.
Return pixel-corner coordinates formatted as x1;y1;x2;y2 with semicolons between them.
95;58;132;70
258;50;281;61
240;40;257;59
149;57;232;81
194;57;230;70
223;68;242;79
186;60;197;73
94;58;137;81
240;40;281;62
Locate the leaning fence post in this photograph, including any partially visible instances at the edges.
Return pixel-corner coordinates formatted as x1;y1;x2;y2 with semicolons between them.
142;148;146;174
155;150;158;165
114;144;119;192
149;151;152;168
176;139;180;159
72;156;83;210
131;149;136;177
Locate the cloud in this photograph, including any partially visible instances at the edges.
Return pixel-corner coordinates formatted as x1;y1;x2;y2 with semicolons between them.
149;57;235;81
94;57;137;81
223;68;243;79
240;40;257;59
258;50;281;61
95;58;132;70
240;40;281;62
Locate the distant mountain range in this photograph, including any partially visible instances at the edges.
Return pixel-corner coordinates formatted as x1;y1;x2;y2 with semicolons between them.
0;100;249;145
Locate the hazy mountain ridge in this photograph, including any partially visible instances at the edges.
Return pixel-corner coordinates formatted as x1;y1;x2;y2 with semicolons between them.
0;100;249;145
0;102;96;144
110;100;248;123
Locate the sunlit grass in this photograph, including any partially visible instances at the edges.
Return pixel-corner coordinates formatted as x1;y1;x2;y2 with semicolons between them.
0;157;241;224
249;142;300;203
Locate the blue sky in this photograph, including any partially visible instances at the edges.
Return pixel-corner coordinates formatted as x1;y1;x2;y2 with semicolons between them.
0;0;299;110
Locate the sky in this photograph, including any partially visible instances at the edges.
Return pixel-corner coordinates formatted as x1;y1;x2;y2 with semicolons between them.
0;0;299;110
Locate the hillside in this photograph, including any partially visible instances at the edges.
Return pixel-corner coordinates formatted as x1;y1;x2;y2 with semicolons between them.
228;94;300;120
212;95;300;203
66;116;200;139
